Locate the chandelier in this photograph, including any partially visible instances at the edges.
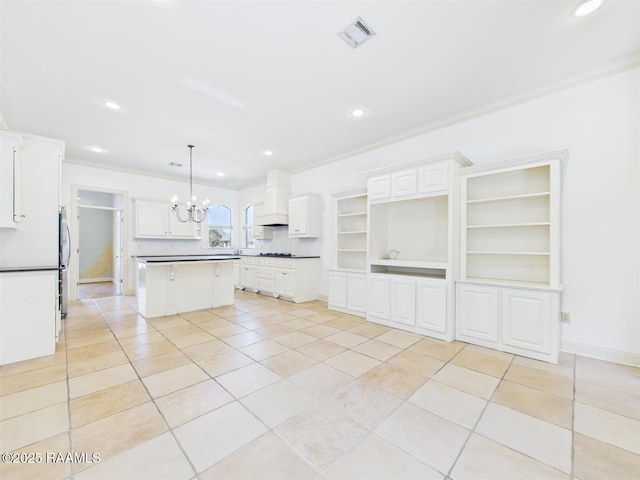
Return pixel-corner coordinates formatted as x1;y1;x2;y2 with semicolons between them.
171;145;210;223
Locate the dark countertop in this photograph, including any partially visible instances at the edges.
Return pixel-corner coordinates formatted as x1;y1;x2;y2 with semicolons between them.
240;254;320;259
135;255;240;263
0;265;59;273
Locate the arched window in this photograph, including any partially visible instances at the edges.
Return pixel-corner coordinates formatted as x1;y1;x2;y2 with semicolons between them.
208;204;232;248
244;204;255;249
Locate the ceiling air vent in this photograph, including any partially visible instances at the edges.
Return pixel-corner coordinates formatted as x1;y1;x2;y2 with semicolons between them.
168;162;183;167
338;17;376;48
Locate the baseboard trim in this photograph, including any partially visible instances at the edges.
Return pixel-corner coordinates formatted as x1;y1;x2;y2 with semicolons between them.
561;340;640;367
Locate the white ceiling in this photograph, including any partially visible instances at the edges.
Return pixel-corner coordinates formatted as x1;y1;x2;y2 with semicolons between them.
1;1;639;188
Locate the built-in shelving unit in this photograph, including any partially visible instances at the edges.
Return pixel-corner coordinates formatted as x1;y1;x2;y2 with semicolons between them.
456;150;566;363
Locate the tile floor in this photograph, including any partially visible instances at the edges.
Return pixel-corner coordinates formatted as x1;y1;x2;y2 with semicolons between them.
1;290;639;480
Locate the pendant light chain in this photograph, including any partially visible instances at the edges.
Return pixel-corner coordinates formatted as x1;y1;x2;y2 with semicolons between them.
171;144;210;223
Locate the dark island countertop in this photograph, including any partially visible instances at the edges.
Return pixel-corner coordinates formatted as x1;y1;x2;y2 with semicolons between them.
134;255;241;263
0;265;59;273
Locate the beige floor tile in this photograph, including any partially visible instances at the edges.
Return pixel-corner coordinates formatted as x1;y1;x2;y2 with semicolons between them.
110;323;156;340
289;363;354;398
68;349;129;378
65;330;115;349
493;380;573;428
239;339;291;361
222;331;266;348
66;340;122;363
273;331;317;348
433;364;499;400
409;380;487;429
574;402;640;454
0;380;67;421
476;403;572;473
325;432;443;480
0;403;69;453
118;331;166;349
69;363;138;399
181;339;234;362
512;351;575;378
387;350;445;377
200;432;316;480
301;323;342;338
123;339;178;361
346;322;391;338
575;379;640;420
323;316;365;330
575;356;640;396
196;317;236;332
573;433;640;480
409;338;466;362
450;433;568;480
205;324;249;338
131;350;192;377
0;364;67;396
328;379;402;430
70;380;150;427
361;363;427;399
253;323;296;339
261;350;318;377
375;329;422;349
155;380;233;428
170;331;216;349
376;402;469;474
505;364;574;399
160;324;205;340
174;401;267;473
275;404;368;473
74;432;194;480
0;432;70;480
296;339;346;361
352;339;403;361
0;349;66;378
238;317;278;330
324;331;369;349
280;317;317;330
72;401;167;465
216;363;281;398
142;363;209;398
196;350;254;377
146;316;191;331
451;348;511;378
241;379;320;428
325;350;381;377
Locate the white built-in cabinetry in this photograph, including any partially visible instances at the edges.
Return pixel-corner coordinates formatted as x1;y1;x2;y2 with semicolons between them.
328;190;368;317
0;132;24;228
253;225;273;240
365;152;471;340
134;200;200;239
288;194;322;238
456;150;565;363
240;256;319;303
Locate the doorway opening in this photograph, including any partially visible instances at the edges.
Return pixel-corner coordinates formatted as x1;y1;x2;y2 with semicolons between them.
75;189;125;300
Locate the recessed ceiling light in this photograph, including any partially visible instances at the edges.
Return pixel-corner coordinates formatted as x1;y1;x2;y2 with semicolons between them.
351;108;366;118
571;0;604;18
102;100;121;110
263;150;273;156
216;172;226;177
89;146;105;153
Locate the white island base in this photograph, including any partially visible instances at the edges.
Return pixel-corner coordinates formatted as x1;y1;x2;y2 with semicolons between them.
136;257;238;318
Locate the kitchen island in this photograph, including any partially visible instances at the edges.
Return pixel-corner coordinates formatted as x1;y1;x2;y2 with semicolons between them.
135;255;240;318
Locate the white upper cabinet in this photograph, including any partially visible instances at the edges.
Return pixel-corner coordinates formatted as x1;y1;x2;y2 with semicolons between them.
0;132;23;228
134;200;200;239
391;170;417;198
288;194;322;238
418;162;449;195
367;175;391;202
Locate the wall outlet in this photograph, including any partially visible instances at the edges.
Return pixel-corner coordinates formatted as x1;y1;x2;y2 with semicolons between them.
561;312;571;323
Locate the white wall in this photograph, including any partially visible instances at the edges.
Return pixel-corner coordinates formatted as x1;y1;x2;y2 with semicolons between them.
272;67;640;362
62;163;240;297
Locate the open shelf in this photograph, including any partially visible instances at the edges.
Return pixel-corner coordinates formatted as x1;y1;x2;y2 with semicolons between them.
335;192;368;271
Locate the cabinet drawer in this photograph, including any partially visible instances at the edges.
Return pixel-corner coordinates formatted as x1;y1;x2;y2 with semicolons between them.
256;267;275;280
264;258;276;267
256;278;275;292
285;260;296;269
241;258;256;265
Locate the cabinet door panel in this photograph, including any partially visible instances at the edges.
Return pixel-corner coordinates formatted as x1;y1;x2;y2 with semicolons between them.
391;277;416;325
502;290;552;354
392;170;417;198
288;197;308;235
136;202;168;236
367;275;390;319
168;207;199;237
328;271;347;309
418;163;449;194
456;284;499;343
416;279;447;333
347;274;367;313
368;175;391;201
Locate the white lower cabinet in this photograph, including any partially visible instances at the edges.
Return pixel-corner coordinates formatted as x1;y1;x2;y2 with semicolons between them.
368;274;451;340
0;271;59;365
240;257;318;303
328;270;367;317
456;282;560;363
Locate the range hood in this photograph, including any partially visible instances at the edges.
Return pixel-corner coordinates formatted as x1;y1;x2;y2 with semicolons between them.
255;169;290;226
